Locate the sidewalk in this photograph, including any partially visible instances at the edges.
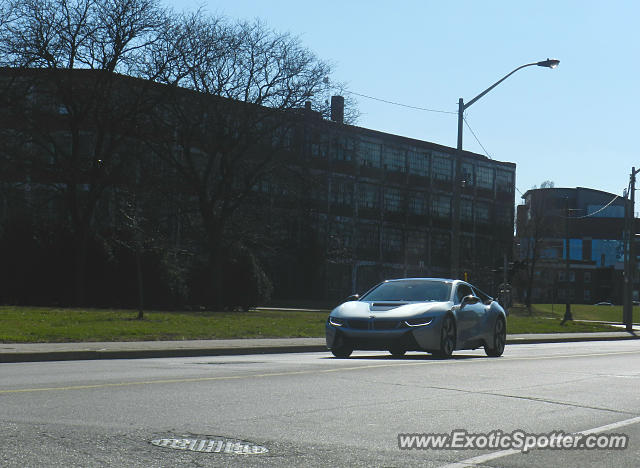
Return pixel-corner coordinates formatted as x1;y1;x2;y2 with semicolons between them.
1;330;638;363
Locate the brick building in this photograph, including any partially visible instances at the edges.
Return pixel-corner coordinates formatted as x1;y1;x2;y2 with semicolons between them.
0;68;517;304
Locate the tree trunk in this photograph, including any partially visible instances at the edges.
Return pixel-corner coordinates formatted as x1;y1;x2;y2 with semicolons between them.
206;226;225;310
73;228;89;307
136;244;144;319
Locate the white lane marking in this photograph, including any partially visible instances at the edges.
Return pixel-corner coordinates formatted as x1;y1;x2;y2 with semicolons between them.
439;415;640;468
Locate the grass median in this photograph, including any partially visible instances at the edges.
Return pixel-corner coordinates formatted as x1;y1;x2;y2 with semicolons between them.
0;304;627;343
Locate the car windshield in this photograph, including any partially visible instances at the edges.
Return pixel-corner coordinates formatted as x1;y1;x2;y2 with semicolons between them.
360;280;452;302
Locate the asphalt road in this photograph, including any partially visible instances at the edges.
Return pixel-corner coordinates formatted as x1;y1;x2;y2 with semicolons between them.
2;341;640;467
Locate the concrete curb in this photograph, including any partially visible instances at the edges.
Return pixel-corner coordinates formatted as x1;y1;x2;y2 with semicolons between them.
0;345;329;363
1;332;638;363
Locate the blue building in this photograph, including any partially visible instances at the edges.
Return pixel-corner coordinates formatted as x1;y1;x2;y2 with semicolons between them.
515;187;633;304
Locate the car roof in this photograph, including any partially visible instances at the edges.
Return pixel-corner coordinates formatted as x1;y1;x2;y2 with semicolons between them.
383;278;458;284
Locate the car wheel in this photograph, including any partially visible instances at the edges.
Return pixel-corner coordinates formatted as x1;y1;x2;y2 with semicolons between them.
331;345;353;358
434;314;456;358
485;316;506;357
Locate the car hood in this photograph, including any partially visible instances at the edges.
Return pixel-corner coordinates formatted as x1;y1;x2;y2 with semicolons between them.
331;300;451;319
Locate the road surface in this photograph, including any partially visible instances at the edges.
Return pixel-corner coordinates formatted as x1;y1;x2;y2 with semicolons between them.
2;341;639;467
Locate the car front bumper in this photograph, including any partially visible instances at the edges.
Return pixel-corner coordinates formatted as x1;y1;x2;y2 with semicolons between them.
325;315;444;352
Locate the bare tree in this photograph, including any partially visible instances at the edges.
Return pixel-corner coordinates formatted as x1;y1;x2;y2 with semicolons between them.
516;184;561;311
142;13;352;307
0;0;168;305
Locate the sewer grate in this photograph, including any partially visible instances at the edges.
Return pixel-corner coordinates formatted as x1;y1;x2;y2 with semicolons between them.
151;435;268;454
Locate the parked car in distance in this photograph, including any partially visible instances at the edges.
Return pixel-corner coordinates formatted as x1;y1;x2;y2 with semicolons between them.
326;278;507;359
594;302;614;306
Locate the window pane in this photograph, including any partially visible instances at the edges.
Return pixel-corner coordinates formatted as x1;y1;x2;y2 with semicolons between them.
477;166;494;189
408;150;429;176
432;154;452;181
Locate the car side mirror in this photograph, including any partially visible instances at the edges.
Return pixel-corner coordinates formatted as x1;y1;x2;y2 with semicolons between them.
461;295;480;307
344;294;360;302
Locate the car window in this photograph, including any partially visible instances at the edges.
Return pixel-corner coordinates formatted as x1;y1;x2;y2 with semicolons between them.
454;284;474;304
360;280;452;302
472;287;493;305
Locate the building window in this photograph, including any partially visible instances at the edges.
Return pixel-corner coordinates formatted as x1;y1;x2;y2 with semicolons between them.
407;230;427;256
330;179;353;206
357;223;379;250
461;199;473;221
461;163;474;187
584;271;592;283
477;166;494;189
384;147;405;172
432;195;451;218
408;150;429;176
591;239;624;266
328;217;353;252
383;227;403;252
408;192;426;215
331;136;353;161
584;289;591;301
358;183;380;210
461;235;473;264
432;154;452;182
496;170;514;193
359;140;381;168
475;202;490;224
431;232;451;266
384;188;403;212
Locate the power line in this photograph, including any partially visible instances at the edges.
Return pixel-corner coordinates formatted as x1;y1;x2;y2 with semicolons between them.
573;195;621;219
463;116;492;159
344;90;457;115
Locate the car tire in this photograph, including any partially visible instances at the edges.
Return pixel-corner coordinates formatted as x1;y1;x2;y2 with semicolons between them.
434;314;456;358
485;316;506;357
331;345;353;358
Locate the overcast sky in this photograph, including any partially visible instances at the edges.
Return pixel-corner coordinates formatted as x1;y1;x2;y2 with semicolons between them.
165;0;640;203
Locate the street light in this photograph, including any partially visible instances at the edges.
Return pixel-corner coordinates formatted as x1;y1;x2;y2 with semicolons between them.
457;59;560;150
451;58;559;279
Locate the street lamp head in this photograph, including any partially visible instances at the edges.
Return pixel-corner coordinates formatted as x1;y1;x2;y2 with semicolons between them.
537;58;560;68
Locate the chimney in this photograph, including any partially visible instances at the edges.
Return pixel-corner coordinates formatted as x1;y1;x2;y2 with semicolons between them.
330;95;344;124
305;101;312;111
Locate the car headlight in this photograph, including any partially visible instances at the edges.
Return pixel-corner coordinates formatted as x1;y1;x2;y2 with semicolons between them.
328;316;345;327
404;317;433;327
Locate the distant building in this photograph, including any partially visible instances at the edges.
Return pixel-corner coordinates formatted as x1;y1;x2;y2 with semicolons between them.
515;187;635;304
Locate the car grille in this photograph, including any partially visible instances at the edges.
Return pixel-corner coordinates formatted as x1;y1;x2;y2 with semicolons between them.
347;319;369;330
346;319;403;330
373;320;401;330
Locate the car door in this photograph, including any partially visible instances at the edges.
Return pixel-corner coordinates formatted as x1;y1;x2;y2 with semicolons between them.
454;283;486;344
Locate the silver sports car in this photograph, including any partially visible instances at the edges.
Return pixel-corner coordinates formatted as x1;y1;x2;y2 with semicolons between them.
325;278;507;358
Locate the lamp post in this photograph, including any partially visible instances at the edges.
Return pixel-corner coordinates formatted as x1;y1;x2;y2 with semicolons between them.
451;58;559;279
456;59;560;151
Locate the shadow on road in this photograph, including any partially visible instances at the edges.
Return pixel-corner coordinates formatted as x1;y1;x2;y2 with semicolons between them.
322;353;487;361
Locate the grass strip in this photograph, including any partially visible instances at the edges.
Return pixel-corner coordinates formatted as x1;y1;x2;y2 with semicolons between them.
0;305;625;343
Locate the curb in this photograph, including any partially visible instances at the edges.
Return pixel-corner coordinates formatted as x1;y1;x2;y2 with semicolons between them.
506;334;639;345
1;332;638;363
0;344;329;363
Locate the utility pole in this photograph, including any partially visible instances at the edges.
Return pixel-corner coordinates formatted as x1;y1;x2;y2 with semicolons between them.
562;196;572;323
623;167;638;332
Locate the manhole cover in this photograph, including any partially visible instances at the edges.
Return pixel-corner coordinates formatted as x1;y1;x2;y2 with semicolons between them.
151;436;268;454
